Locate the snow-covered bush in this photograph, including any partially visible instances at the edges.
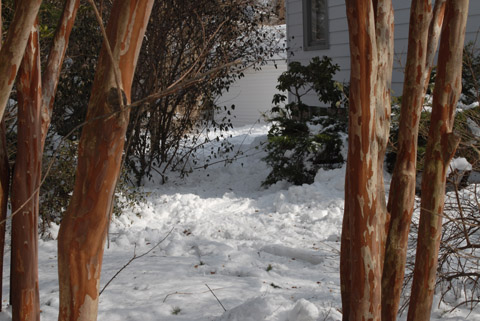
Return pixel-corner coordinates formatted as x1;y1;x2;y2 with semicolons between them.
262;57;347;186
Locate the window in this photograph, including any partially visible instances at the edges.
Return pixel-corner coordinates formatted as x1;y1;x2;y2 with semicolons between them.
303;0;329;50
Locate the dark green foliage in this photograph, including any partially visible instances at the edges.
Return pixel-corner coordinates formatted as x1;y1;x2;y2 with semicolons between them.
263;57;347;186
271;56;342;122
462;42;480;105
51;3;104;141
40;136;77;228
452;106;480;170
385;106;430;173
386;106;480;174
263;117;345;186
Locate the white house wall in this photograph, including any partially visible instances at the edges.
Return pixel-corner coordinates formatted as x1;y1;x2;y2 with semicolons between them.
287;0;480;106
216;60;288;127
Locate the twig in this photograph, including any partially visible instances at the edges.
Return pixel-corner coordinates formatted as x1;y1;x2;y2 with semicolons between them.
205;283;227;312
99;227;174;295
162;286;227;303
87;0;124;109
193;149;264;170
128;59;242;110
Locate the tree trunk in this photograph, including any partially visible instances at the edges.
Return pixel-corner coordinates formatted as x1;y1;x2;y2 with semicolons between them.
0;120;8;313
10;21;42;321
381;2;446;320
0;2;10;311
341;1;393;320
0;0;42;120
41;0;81;146
372;0;394;258
8;0;81;317
57;1;154;320
407;1;469;320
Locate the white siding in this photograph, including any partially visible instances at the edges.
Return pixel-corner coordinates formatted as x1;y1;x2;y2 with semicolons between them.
287;0;480;105
216;60;288;127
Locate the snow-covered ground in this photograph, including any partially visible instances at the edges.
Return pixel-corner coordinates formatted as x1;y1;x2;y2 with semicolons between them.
1;124;479;320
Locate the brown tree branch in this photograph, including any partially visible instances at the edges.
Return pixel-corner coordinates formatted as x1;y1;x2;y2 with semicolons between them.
100;227;174;295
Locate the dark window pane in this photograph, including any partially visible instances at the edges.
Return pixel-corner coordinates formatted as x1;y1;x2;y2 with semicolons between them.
311;0;326;42
304;0;328;49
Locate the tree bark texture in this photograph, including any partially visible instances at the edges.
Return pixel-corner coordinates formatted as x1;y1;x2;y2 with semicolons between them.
407;1;469;321
0;3;11;312
10;22;42;321
57;1;154;320
9;0;80;317
41;0;81;146
0;120;9;313
381;1;446;320
0;120;8;313
0;0;42;121
341;1;393;320
423;0;446;92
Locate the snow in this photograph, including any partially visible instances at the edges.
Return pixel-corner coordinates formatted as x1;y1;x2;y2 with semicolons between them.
457;99;479;111
1;124;479;320
467;117;480;137
447;157;473;176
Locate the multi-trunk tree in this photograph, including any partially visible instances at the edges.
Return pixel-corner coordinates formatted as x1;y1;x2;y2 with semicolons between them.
382;1;446;319
57;1;154;319
6;0;81;319
2;1;241;319
341;0;469;321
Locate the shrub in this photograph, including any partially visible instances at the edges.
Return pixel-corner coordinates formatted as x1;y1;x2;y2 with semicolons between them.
461;41;480;105
125;0;281;185
262;56;347;186
386;43;480;174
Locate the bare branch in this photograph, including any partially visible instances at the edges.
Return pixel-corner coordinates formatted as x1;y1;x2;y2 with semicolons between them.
100;227;174;295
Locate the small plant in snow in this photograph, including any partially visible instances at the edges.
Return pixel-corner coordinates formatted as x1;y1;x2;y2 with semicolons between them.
171;306;182;315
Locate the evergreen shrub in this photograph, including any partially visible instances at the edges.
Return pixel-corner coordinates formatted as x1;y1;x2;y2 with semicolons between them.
262;57;347;186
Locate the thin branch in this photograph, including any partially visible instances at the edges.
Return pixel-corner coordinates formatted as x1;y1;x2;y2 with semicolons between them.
162;286;227;303
99;227;174;295
205;283;227;312
129;59;242;110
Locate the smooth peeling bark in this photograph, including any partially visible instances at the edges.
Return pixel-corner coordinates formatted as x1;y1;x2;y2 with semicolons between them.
342;1;393;320
340;192;351;320
10;0;81;317
10;23;42;321
344;2;380;319
381;1;443;320
372;0;394;257
41;0;81;146
407;1;469;321
423;0;446;93
57;1;154;320
0;0;42;121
